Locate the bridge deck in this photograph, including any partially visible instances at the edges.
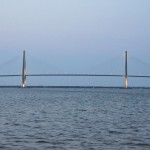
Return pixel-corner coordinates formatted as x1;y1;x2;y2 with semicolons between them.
0;74;150;78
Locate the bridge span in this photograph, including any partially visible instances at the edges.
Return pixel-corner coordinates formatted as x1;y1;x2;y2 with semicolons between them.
0;51;149;88
1;74;150;78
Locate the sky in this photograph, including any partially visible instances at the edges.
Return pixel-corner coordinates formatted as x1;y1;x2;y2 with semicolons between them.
0;0;150;86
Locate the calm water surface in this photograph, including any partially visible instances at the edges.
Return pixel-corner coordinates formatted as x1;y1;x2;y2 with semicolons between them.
0;88;150;150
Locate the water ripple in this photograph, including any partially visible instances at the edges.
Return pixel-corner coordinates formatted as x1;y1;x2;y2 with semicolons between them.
0;88;150;149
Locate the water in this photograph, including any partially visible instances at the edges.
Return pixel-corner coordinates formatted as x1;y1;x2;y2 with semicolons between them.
0;88;150;150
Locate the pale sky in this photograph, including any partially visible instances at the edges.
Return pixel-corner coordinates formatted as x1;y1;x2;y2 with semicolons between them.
0;0;150;86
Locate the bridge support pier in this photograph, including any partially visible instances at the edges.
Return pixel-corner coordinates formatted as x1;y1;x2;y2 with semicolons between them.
124;51;128;88
22;50;26;88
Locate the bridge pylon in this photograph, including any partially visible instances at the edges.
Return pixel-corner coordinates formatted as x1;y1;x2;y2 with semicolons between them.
124;51;128;88
22;50;26;88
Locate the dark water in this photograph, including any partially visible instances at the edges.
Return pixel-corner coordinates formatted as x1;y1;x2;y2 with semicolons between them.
0;88;150;150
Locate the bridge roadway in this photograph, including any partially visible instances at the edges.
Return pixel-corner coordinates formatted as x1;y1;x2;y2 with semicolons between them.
0;74;150;78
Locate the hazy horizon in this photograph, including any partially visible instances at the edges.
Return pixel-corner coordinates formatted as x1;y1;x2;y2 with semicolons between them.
0;0;150;86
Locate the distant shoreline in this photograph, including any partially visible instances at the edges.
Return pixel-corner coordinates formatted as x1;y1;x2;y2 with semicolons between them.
0;86;150;89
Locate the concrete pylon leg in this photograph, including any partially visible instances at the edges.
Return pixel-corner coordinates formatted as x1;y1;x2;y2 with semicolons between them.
124;51;128;88
22;50;26;88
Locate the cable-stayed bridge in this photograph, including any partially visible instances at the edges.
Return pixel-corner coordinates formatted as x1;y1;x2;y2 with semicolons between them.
0;51;150;88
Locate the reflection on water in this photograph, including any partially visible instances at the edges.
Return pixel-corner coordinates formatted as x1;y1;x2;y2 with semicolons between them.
0;88;150;150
